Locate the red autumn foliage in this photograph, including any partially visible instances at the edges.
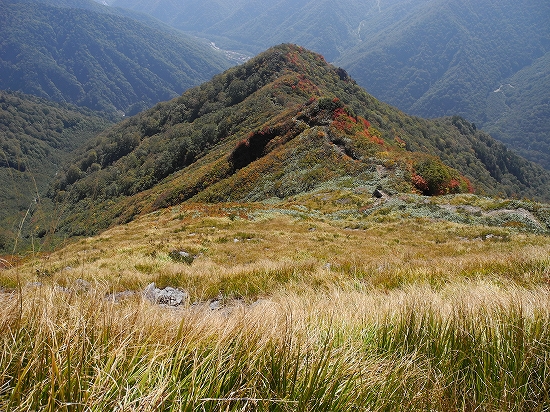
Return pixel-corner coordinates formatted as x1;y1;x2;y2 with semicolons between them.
449;179;460;191
394;136;406;147
286;51;300;66
365;131;385;146
466;178;475;193
331;107;356;133
411;173;429;192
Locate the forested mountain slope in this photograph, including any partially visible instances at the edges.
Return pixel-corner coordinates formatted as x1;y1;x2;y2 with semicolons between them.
482;51;550;169
47;45;550;238
0;90;111;251
105;0;381;60
0;0;232;115
337;0;550;167
103;0;550;169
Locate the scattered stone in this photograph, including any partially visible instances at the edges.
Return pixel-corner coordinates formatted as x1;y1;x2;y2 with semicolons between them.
209;299;222;310
74;278;92;292
105;290;136;302
143;282;188;306
459;205;483;214
54;285;71;294
143;282;157;301
336;197;352;204
157;287;187;305
376;165;388;177
250;299;271;308
168;250;194;264
372;188;390;199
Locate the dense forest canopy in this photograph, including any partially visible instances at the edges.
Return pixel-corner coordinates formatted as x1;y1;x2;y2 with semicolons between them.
0;90;112;251
0;0;232;115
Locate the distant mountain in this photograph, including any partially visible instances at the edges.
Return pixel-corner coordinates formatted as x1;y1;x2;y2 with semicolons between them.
104;0;248;37
0;0;232;115
16;0;111;12
47;45;550;238
0;90;111;251
482;52;550;169
27;0;210;32
105;0;379;61
336;0;550;168
104;0;550;170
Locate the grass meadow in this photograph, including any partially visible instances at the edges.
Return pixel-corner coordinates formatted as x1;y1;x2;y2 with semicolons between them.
1;197;549;411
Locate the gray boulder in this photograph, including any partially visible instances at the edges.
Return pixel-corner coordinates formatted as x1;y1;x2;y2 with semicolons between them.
144;282;188;306
74;278;92;292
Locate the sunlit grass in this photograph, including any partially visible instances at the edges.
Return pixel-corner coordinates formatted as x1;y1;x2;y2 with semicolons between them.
1;200;549;410
6;202;547;295
0;281;548;411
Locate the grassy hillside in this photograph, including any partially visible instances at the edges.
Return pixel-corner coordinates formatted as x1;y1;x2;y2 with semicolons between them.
0;90;112;253
0;0;232;115
1;197;549;410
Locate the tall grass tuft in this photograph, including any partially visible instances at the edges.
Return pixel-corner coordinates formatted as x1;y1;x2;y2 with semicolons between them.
373;299;550;410
0;281;548;411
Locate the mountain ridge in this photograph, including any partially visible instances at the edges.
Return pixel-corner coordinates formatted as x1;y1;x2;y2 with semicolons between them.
46;45;550;239
103;0;550;170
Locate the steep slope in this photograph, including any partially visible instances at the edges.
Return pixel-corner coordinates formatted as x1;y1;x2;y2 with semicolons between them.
20;0;110;12
337;0;550;167
106;0;550;170
483;51;550;169
104;0;247;35
0;90;112;252
0;0;232;115
30;0;212;34
47;45;550;238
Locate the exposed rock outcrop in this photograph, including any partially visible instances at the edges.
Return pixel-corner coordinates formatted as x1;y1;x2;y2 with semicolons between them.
143;282;188;306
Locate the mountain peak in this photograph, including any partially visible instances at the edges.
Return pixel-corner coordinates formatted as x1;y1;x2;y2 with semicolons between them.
48;45;550;236
218;43;350;95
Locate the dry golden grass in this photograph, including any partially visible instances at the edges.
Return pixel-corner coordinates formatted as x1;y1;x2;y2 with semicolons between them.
1;200;549;410
5;201;547;298
1;275;548;410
